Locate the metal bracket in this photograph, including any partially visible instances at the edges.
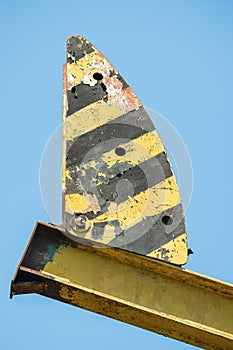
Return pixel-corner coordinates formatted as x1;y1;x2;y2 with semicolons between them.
62;36;188;264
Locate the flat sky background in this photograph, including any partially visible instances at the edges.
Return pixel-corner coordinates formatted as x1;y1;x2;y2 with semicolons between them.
1;1;233;349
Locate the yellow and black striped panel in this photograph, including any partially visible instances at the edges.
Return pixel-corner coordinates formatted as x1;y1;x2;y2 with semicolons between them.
62;36;188;265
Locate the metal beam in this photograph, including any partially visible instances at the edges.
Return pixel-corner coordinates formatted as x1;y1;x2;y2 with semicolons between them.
11;222;233;349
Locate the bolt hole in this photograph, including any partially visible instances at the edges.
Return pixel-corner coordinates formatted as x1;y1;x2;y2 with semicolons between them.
161;215;173;226
115;147;126;156
71;86;76;93
93;72;103;80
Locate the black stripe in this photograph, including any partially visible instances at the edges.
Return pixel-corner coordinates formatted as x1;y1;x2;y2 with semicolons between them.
109;203;185;254
108;106;154;131
67;82;107;116
66;151;172;220
67;36;94;63
66;144;171;199
66;107;154;168
66;106;155;168
97;152;172;203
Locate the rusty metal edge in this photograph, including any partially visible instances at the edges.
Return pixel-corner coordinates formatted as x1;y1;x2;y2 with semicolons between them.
10;222;42;298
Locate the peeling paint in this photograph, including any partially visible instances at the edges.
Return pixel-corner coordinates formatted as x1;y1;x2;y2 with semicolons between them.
62;36;188;265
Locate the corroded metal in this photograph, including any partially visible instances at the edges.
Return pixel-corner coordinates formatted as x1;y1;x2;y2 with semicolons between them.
11;222;233;350
62;36;188;265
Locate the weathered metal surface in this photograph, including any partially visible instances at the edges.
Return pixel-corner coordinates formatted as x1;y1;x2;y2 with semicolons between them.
11;222;233;349
62;36;188;265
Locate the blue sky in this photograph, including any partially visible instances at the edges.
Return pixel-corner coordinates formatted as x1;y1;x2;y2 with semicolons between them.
1;1;233;349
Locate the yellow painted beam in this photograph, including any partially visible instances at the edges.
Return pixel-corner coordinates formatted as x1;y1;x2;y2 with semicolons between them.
11;222;233;350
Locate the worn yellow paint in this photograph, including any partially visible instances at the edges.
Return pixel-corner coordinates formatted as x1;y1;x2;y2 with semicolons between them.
66;48;141;113
67;51;99;86
64;130;166;216
102;130;164;167
36;229;233;349
148;233;187;265
65;193;101;214
65;101;126;140
84;130;163;171
67;50;115;88
62;35;187;264
117;175;180;227
81;175;181;244
66;130;165;191
43;243;176;304
11;222;233;349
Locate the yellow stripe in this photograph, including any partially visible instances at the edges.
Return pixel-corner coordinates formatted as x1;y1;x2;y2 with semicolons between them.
65;101;126;140
65;193;101;214
117;175;180;228
65;130;165;194
147;233;188;265
83;176;181;244
102;130;164;169
65;130;175;245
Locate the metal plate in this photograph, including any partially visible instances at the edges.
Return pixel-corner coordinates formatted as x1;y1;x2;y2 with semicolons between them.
62;36;188;265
